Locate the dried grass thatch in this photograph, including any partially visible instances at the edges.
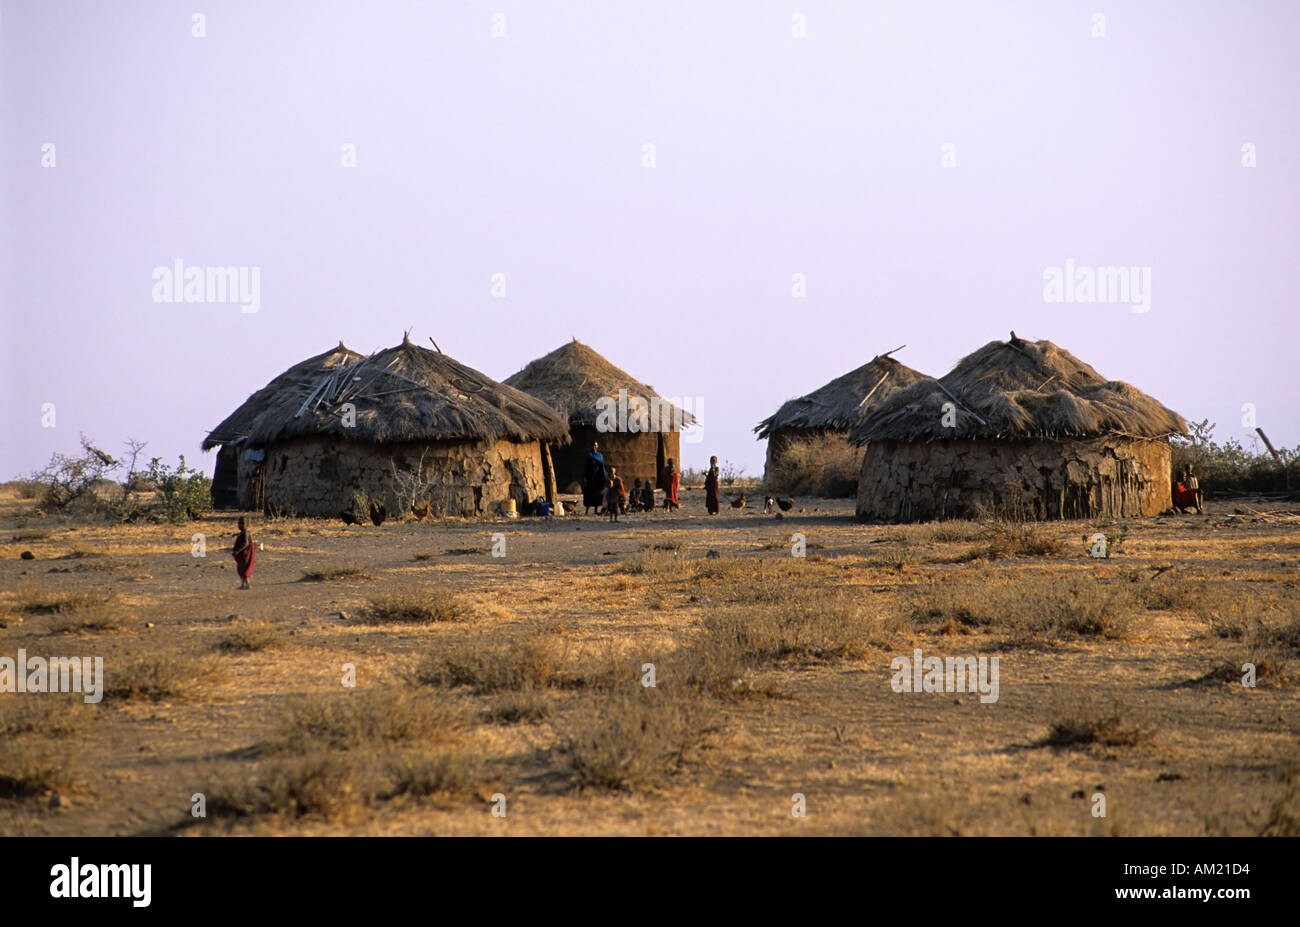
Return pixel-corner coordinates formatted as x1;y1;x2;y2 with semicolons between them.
755;353;926;438
211;336;570;448
202;342;362;450
503;339;696;428
851;335;1187;444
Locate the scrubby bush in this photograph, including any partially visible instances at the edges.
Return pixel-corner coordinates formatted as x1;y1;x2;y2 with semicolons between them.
764;434;860;498
28;436;211;522
145;455;212;523
1172;419;1297;495
30;435;120;514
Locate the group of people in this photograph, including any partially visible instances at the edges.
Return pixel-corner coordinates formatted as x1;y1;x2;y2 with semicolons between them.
582;441;686;521
1173;463;1203;513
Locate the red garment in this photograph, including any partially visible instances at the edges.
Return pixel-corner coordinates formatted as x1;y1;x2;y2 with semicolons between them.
664;469;680;507
1172;483;1201;511
233;531;255;579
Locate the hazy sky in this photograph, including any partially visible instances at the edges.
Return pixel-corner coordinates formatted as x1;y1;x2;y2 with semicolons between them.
4;0;1298;480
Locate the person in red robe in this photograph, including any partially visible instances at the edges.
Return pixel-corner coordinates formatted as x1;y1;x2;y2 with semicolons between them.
233;517;255;589
705;456;721;515
662;458;680;511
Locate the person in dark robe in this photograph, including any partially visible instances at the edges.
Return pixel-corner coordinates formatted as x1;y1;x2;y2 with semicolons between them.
641;478;655;511
233;517;255;589
662;458;680;511
582;441;607;514
705;456;721;515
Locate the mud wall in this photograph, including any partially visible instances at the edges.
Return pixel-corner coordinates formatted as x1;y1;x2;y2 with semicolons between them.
856;436;1172;522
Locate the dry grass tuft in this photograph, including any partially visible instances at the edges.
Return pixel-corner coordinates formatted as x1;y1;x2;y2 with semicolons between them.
386;749;486;798
616;549;681;576
206;753;369;821
15;588;117;616
414;633;621;693
215;623;284;653
871;547;914;572
560;689;718;791
910;574;1137;644
105;655;220;702
1042;699;1154;748
481;691;549;724
0;740;84;799
272;689;465;754
354;590;473;624
0;696;96;737
981;522;1065;560
300;563;370;582
1259;763;1300;836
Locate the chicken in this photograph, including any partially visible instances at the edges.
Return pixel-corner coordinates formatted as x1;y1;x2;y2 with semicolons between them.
763;495;775;514
730;493;746;509
340;510;364;526
368;500;387;526
776;497;794;512
411;500;430;522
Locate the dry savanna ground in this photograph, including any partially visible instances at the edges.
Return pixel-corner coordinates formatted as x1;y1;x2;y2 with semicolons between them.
2;483;1299;836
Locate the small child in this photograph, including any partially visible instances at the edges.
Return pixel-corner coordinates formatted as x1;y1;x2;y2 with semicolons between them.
631;478;643;512
232;517;255;589
605;467;626;521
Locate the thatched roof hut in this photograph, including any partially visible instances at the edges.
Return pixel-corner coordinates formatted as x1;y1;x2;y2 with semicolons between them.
203;335;570;517
851;334;1188;521
202;342;362;508
756;353;927;497
504;340;696;491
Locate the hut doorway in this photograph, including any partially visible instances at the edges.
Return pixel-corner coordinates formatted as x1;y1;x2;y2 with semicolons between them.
211;445;240;510
655;433;666;488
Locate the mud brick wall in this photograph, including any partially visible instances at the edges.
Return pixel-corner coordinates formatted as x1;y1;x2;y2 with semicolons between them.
237;436;547;517
856;436;1172;522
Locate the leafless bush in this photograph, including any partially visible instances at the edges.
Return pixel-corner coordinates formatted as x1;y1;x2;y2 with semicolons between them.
559;689;718;791
765;435;859;498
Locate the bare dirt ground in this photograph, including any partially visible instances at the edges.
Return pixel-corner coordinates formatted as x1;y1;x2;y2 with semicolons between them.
2;484;1298;836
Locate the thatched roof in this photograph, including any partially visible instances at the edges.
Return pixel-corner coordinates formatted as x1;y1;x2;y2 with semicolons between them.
755;353;927;439
851;334;1188;444
503;339;697;428
206;336;570;449
202;342;362;450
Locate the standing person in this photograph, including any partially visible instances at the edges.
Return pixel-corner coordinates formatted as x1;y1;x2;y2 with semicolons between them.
232;517;255;590
583;441;606;514
705;456;721;516
1183;463;1203;512
662;458;680;511
605;467;626;522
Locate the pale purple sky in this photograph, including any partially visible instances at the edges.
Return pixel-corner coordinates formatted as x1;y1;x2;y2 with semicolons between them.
4;0;1298;480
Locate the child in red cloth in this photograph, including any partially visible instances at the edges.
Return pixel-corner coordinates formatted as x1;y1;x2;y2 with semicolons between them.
233;517;255;589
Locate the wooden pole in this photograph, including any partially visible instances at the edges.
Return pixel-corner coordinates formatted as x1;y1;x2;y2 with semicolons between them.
1256;427;1291;490
1256;428;1284;467
541;442;558;504
856;372;891;409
